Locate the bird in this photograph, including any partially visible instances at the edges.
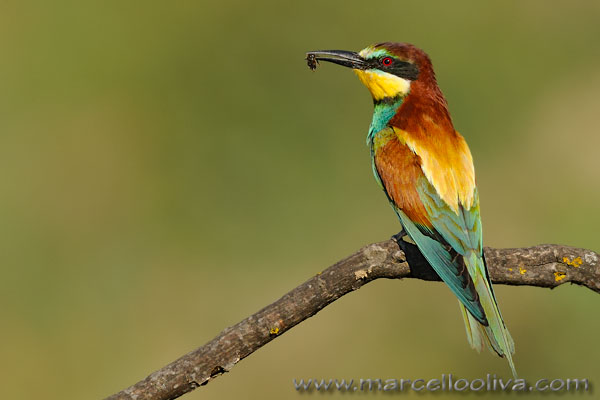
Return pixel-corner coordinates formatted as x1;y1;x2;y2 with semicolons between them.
306;42;516;377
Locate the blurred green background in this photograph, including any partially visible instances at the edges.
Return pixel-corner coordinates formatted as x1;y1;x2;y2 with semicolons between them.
1;1;599;399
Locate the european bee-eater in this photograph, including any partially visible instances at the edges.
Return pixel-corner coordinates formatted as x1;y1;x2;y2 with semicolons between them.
306;42;516;376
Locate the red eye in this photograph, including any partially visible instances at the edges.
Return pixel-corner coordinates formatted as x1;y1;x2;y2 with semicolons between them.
382;57;393;66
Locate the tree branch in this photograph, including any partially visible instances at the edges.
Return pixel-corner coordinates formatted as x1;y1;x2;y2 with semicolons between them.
106;240;599;400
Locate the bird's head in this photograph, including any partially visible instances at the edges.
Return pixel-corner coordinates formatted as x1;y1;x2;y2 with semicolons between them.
307;42;433;102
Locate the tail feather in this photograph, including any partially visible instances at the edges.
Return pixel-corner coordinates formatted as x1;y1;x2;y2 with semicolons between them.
461;253;516;378
460;302;487;352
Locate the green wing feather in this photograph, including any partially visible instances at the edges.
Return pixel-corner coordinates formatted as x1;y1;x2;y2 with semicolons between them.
395;207;487;324
368;131;516;376
399;176;516;377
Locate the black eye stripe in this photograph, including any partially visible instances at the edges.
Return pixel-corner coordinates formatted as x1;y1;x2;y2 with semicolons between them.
368;57;419;81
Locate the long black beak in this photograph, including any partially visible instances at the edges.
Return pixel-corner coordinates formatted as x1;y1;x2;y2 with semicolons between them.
306;50;366;71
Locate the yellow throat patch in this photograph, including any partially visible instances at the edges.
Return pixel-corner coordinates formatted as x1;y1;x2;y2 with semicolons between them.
353;69;411;101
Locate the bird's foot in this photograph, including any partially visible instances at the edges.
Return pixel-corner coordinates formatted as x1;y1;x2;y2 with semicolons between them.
391;229;407;244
